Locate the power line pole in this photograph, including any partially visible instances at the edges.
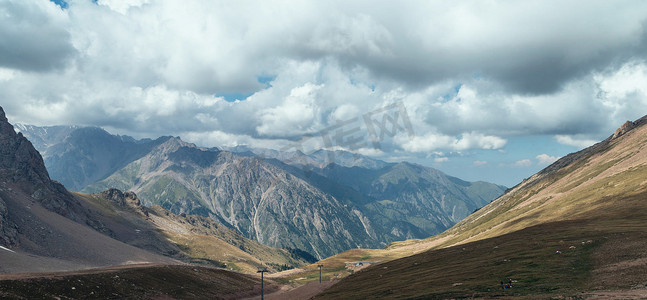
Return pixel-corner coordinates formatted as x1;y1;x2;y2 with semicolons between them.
318;264;324;284
257;268;268;300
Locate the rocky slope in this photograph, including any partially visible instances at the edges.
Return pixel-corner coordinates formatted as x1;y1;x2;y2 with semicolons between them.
20;124;504;259
13;124;80;153
85;138;377;259
0;108;97;230
84;136;505;259
1;106;310;275
0;106;175;273
77;189;313;273
314;162;505;239
225;146;390;170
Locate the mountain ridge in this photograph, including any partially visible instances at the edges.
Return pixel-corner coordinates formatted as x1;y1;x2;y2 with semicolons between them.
84;138;377;259
84;135;505;258
17;122;505;259
1;106;311;276
314;115;647;298
0;106;177;273
17;125;171;191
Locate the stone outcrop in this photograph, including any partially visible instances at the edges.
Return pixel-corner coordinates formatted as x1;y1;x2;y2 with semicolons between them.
0;194;18;246
0;106;100;231
100;188;148;217
612;120;636;140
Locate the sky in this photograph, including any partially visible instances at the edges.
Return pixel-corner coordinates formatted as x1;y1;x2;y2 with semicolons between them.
1;0;647;186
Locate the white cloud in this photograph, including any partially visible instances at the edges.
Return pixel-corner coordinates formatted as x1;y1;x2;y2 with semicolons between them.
399;133;455;152
0;67;16;81
536;153;560;165
182;130;287;150
1;0;647;165
473;160;488;166
513;159;532;167
355;147;385;157
555;135;598;149
96;0;150;14
256;83;323;137
595;62;647;100
434;157;449;163
453;132;507;150
399;131;506;152
329;104;361;122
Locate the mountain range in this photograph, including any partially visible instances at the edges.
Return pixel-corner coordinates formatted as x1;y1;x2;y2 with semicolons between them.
4;104;647;298
14;124;170;191
1;106;309;276
18;125;505;258
1;107;173;273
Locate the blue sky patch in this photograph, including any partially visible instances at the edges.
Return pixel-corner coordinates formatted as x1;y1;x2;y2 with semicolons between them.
217;92;254;102
49;0;68;9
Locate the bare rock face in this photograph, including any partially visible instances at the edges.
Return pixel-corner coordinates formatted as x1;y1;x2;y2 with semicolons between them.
86;139;377;259
0;106;99;229
100;188;148;217
86;137;506;259
0;107;51;190
612;120;636;140
0;194;18;246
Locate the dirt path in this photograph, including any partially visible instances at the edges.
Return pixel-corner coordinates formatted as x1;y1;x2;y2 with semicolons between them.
242;280;338;300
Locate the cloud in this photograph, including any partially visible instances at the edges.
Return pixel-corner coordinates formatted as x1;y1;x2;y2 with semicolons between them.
399;133;454;152
96;0;150;14
473;160;488;166
536;154;560;165
399;131;506;152
555;135;599;148
454;132;507;150
256;83;323;137
434;157;449;163
0;68;16;81
355;147;385;157
314;1;647;95
182;130;287;150
0;0;76;71
1;0;647;159
513;159;532;167
596;62;647;100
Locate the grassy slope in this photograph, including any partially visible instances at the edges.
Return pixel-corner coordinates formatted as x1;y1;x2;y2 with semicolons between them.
311;118;647;297
0;264;275;300
317;210;647;299
395;117;647;250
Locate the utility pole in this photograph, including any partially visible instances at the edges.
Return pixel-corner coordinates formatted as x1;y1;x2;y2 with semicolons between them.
318;264;324;284
257;268;268;300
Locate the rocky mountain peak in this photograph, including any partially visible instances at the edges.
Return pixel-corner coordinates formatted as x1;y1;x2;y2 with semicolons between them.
0;106;52;189
100;188;148;217
154;136;197;154
612;120;636;140
1;107;19;137
0;106;88;221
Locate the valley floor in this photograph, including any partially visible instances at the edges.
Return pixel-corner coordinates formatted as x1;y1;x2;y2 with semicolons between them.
242;279;339;300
